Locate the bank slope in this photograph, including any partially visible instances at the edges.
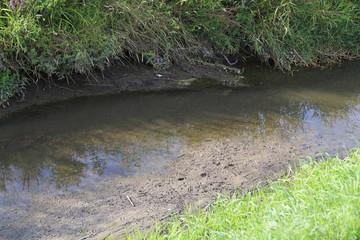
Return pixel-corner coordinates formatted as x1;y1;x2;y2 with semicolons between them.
128;148;360;240
1;0;359;105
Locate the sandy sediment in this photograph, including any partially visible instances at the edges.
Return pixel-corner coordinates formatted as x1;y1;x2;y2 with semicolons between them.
0;134;313;240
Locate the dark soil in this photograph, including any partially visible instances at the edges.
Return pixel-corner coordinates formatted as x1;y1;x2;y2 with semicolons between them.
0;61;245;120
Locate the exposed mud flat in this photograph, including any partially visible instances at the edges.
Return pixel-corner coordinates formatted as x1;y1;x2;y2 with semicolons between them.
0;61;244;120
1;134;316;240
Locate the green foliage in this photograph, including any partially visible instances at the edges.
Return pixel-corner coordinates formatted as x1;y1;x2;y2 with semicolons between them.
168;0;241;52
0;68;27;106
0;0;200;82
128;148;360;239
143;53;172;70
236;0;360;70
1;0;124;80
170;0;360;70
0;0;359;103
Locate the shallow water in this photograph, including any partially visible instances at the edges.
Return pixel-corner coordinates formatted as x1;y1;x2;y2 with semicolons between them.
0;62;359;206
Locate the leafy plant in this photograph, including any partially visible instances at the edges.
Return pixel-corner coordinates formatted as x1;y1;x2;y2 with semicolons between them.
0;68;27;106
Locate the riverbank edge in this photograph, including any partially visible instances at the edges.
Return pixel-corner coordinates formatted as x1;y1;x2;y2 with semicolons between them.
2;0;359;107
0;61;246;120
124;147;360;240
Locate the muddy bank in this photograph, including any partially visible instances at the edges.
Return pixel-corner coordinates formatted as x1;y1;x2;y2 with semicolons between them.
0;134;316;240
0;61;244;120
1;61;359;240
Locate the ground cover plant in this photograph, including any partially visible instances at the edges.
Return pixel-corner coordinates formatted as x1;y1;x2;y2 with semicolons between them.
126;148;360;239
0;0;359;105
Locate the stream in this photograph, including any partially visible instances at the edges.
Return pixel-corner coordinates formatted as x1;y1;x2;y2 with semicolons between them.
0;61;359;208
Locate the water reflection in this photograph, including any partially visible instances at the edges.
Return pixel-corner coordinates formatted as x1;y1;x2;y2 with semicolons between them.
0;131;184;205
0;62;359;205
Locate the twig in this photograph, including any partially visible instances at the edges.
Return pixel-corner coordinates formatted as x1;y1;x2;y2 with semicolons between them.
213;6;244;11
57;85;87;92
79;230;96;240
293;49;307;65
223;55;239;66
79;234;92;240
126;195;135;207
208;13;236;18
84;84;114;87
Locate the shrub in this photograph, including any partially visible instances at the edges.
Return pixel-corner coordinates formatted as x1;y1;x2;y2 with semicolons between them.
0;68;27;106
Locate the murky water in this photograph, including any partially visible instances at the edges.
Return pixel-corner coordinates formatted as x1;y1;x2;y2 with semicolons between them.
0;62;359;206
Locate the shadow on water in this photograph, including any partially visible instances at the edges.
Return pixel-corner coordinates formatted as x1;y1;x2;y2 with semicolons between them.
0;61;359;206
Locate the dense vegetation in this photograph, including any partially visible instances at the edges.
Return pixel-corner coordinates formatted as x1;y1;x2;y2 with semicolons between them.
127;148;360;239
1;0;359;105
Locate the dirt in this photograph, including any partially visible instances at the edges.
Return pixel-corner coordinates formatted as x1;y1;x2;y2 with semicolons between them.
0;62;309;240
0;61;245;120
0;133;315;240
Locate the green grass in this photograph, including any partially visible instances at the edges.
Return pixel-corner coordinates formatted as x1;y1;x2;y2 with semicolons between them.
0;0;359;105
127;148;360;240
171;0;360;70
